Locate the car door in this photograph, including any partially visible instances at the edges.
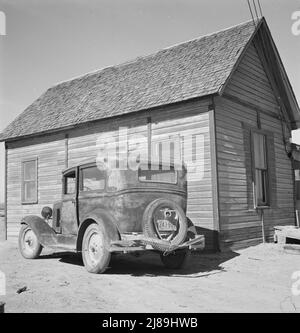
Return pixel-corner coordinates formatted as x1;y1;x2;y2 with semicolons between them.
78;164;107;222
61;167;79;235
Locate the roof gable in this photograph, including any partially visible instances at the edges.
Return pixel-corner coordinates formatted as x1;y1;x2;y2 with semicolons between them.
223;18;300;129
253;20;300;129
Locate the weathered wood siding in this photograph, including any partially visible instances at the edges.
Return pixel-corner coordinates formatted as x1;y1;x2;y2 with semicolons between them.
6;135;66;238
150;101;215;247
216;42;295;249
5;99;215;248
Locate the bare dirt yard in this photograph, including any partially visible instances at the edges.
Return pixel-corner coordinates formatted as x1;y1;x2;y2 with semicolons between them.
0;240;300;313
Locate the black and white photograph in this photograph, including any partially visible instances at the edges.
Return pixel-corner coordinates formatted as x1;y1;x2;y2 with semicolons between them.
0;0;300;317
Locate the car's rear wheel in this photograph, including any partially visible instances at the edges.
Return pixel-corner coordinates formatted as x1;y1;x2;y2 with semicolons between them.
160;249;189;269
82;223;111;274
18;224;43;259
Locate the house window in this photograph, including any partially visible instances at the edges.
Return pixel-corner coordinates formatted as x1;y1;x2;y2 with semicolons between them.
252;132;269;207
22;158;38;204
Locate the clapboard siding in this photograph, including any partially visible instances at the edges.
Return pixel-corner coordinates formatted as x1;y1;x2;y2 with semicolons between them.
5;99;215;248
225;43;279;115
6;135;66;237
68;112;149;167
216;40;295;249
151;101;214;246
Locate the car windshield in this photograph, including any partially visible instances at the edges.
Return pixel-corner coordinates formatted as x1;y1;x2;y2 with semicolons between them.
138;165;177;184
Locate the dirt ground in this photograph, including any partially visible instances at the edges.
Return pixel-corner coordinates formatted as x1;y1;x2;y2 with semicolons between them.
0;240;300;313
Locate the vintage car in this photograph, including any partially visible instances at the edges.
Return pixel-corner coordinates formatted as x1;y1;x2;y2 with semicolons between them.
18;160;204;273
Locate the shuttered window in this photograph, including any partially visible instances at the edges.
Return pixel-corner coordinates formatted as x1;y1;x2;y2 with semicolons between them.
22;158;38;204
252;132;269;207
243;123;276;210
295;170;300;201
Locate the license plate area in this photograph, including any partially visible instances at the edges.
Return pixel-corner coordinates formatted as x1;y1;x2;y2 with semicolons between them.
157;219;177;232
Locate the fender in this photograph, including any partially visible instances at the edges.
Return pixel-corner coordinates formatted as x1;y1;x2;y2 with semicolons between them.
76;208;120;251
21;215;57;245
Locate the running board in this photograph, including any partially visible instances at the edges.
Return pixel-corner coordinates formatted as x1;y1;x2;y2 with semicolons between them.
39;233;77;251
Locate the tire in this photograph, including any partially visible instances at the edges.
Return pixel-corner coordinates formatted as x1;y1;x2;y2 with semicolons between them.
18;224;43;259
82;223;111;274
142;198;188;251
160;249;189;269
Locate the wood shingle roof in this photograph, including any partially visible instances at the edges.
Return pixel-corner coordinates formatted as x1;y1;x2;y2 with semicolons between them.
0;19;263;141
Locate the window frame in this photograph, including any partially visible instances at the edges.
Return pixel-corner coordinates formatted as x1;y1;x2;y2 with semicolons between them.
63;168;77;196
21;157;38;205
137;164;178;185
79;164;107;193
250;129;270;208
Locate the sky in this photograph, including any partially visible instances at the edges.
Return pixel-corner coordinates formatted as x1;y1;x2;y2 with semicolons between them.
0;0;300;203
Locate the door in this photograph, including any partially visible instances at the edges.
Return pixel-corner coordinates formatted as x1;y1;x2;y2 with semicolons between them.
78;164;107;222
61;168;79;235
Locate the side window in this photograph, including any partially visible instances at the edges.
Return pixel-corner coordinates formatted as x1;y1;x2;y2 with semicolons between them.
22;158;38;204
80;166;106;192
64;171;76;195
252;132;269;207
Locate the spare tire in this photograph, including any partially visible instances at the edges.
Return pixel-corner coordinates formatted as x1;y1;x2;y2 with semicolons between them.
142;198;188;251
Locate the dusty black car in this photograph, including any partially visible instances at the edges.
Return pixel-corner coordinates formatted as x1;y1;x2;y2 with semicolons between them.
18;161;204;273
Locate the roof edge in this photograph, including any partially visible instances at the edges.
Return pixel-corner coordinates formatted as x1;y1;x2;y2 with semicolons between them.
0;94;216;143
261;18;300;123
218;17;264;96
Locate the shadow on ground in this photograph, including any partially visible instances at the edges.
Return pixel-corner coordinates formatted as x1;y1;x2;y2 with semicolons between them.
37;250;239;277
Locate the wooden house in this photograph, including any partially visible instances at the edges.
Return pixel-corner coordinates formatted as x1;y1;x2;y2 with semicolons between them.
1;18;299;250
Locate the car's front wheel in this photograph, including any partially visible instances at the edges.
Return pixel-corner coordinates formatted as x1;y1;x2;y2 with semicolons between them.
160;249;189;269
82;223;111;274
18;224;43;259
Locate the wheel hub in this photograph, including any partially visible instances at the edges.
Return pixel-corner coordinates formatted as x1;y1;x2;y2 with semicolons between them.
88;233;103;265
23;230;36;252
